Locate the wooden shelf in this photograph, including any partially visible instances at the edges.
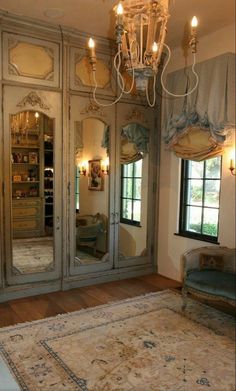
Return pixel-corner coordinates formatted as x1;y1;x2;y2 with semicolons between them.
12;163;39;165
12;181;40;184
12;145;39;149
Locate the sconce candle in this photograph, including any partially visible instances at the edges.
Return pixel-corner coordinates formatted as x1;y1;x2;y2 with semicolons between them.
78;161;87;176
88;38;96;58
116;2;124;25
189;16;198;53
191;16;198;35
101;158;109;175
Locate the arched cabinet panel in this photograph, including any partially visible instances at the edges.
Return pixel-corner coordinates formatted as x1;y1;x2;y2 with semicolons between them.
115;103;158;268
68;96;116;276
2;86;63;287
66;96;157;282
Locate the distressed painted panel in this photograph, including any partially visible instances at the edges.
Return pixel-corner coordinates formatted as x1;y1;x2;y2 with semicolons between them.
75;56;110;89
9;42;54;80
3;33;60;88
70;46;115;96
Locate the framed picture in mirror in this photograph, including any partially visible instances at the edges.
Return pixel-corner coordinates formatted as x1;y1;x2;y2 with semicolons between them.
88;159;104;191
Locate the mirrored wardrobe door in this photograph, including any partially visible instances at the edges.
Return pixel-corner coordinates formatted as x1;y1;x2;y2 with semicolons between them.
115;103;156;268
69;96;115;275
3;87;62;285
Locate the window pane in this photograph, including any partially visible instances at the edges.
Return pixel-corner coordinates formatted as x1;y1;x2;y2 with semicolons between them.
205;157;221;178
133;200;141;222
123;163;133;177
187;179;203;205
122;178;133;198
134;178;141;199
134;159;142;177
203;208;218;236
122;199;132;219
204;180;220;207
186;206;202;233
188;161;204;178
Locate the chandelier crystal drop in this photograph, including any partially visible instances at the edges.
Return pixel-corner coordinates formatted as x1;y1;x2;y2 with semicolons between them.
88;0;199;107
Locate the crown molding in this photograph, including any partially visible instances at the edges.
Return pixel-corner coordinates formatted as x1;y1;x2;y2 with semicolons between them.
0;10;115;53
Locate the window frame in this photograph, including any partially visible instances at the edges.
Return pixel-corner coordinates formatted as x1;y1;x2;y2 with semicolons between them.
178;158;222;244
120;160;142;227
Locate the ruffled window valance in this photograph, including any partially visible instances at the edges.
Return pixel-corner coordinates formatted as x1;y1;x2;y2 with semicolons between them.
102;123;149;163
163;52;235;160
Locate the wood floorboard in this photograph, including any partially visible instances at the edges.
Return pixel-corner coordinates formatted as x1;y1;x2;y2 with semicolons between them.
0;274;181;328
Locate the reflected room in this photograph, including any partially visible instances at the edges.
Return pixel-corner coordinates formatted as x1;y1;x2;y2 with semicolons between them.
11;110;54;274
74;118;109;265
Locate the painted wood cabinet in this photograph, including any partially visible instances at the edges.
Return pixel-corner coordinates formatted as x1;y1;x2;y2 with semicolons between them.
0;12;160;301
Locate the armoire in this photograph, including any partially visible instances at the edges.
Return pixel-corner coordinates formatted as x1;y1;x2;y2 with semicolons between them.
0;11;161;302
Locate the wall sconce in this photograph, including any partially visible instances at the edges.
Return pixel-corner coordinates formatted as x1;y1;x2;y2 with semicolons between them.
78;161;87;176
101;158;109;175
229;158;236;176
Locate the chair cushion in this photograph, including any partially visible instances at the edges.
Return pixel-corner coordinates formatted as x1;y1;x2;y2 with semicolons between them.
185;270;236;301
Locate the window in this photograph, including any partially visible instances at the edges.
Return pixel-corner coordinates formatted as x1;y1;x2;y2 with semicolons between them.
179;157;222;243
120;159;142;226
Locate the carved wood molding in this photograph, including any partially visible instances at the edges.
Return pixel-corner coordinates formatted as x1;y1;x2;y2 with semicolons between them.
80;102;106;118
17;91;50;110
125;107;147;123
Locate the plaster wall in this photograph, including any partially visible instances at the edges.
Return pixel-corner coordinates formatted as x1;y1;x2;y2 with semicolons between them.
158;24;236;282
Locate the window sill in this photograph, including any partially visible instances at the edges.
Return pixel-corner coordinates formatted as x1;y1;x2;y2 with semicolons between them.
120;219;141;228
174;232;220;245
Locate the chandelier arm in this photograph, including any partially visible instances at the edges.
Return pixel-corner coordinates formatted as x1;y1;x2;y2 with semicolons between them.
146;74;157;107
92;71;124;107
161;43;199;97
114;49;126;92
122;66;135;95
114;46;135;95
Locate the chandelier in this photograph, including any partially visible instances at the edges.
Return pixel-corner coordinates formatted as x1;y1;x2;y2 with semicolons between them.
88;0;199;107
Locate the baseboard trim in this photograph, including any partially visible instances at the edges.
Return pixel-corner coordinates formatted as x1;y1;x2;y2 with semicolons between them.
0;265;156;302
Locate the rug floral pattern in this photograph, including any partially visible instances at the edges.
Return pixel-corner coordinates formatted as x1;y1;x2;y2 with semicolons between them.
0;290;235;391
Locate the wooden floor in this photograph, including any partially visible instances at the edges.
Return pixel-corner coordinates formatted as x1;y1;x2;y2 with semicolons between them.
0;274;181;328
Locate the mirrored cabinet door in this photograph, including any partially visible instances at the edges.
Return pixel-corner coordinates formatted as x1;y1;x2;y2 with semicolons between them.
3;87;62;285
69;96;115;275
115;103;157;268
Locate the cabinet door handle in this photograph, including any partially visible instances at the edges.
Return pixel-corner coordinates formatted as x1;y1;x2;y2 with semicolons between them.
115;212;120;224
110;212;115;225
56;216;60;230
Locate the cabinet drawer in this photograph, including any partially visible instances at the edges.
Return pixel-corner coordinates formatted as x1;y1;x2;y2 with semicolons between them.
13;219;40;230
13;206;40;218
12;199;40;208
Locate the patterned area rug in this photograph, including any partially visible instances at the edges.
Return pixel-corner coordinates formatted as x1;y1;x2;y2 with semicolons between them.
0;290;235;391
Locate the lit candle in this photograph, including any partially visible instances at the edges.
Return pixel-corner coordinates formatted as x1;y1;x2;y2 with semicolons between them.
152;42;158;60
88;37;96;58
35;112;39;126
191;16;198;35
116;2;124;25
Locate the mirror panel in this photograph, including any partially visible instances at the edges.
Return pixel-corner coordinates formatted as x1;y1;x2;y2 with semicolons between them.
118;124;149;261
74;118;109;266
10;110;55;274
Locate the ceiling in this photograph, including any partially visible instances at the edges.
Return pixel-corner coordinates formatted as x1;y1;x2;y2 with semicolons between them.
0;0;235;47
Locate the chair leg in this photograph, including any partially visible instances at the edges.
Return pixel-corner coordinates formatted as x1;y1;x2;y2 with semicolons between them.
182;286;188;311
